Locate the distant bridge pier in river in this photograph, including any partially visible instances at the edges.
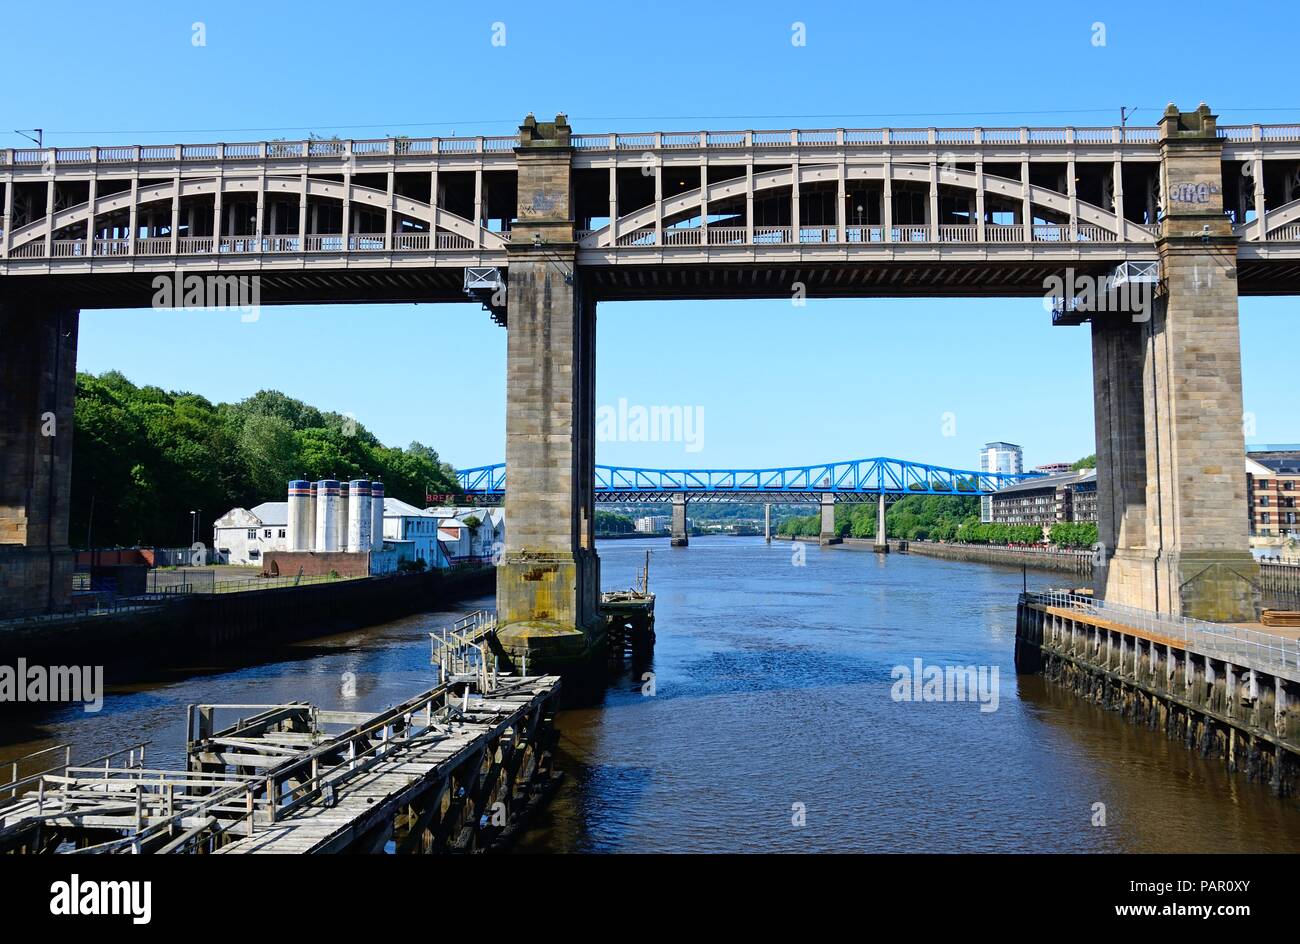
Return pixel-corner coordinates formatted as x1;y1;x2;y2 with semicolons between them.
819;494;841;546
874;497;889;554
671;495;689;547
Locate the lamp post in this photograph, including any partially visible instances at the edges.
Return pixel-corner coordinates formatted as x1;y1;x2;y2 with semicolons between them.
190;510;197;546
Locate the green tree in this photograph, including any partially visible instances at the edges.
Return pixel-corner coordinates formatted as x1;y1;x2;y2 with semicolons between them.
239;413;299;498
69;371;463;547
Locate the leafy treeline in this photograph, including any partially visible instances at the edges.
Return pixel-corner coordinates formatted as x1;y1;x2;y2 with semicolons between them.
1047;522;1099;548
777;494;980;541
954;522;1054;545
774;455;1099;547
595;511;635;534
72;371;459;548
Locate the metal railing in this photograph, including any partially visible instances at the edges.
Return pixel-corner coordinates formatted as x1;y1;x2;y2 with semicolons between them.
146;569;362;595
1032;591;1300;675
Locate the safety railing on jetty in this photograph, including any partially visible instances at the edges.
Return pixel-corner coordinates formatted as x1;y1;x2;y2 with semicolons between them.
430;610;503;687
1;743;148;802
1030;591;1300;675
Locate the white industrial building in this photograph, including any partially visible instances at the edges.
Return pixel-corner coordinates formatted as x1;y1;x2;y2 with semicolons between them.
635;515;670;533
427;506;504;561
381;498;452;570
212;502;289;564
214;485;503;570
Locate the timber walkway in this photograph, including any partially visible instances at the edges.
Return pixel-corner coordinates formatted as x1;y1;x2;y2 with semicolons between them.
0;612;561;854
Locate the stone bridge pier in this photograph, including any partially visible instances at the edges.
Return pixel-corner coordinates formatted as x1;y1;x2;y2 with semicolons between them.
819;494;841;546
874;498;889;554
670;495;689;547
1090;105;1258;621
0;303;79;618
494;114;601;669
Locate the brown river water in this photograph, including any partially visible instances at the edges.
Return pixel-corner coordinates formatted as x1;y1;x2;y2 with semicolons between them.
3;536;1298;853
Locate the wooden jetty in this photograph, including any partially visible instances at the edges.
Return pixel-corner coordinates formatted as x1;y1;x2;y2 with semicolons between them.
599;550;656;663
1016;590;1300;797
0;614;561;854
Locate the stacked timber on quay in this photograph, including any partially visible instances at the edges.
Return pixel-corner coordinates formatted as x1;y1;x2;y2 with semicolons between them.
1016;592;1300;797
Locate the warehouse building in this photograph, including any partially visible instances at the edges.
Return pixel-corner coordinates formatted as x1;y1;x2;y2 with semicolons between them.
989;468;1097;528
212;502;289;564
1247;446;1300;545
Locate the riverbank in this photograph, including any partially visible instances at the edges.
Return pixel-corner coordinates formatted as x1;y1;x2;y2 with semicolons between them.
0;566;494;678
772;533;1093;575
903;540;1093;575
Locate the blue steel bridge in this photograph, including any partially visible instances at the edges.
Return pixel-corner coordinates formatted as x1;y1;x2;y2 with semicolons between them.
455;457;1042;505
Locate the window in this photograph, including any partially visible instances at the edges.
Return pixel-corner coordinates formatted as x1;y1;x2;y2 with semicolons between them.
1260;512;1270;524
1259;496;1270;507
278;529;286;538
264;529;272;538
247;529;257;539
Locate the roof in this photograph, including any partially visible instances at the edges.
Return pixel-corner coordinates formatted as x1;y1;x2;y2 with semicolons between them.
993;468;1094;496
1253;455;1300;475
248;502;288;526
1247;443;1300;454
382;497;437;518
426;505;480;518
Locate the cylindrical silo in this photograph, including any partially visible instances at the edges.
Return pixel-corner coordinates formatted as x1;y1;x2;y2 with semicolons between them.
348;480;371;553
307;482;317;549
370;481;385;550
315;480;340;551
336;483;350;554
287;480;313;550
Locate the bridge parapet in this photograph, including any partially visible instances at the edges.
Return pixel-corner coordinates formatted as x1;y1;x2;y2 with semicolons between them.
10;122;1300;171
4;118;1297;291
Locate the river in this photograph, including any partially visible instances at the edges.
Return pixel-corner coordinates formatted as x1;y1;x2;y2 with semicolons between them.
3;536;1298;852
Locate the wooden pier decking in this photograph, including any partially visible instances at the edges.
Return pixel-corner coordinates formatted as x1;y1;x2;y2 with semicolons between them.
215;681;560;854
0;615;562;854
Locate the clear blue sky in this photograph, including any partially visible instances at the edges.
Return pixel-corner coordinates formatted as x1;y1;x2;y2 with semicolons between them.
4;0;1293;471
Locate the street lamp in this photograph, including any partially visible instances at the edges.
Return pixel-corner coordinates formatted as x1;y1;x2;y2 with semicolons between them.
190;510;197;546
